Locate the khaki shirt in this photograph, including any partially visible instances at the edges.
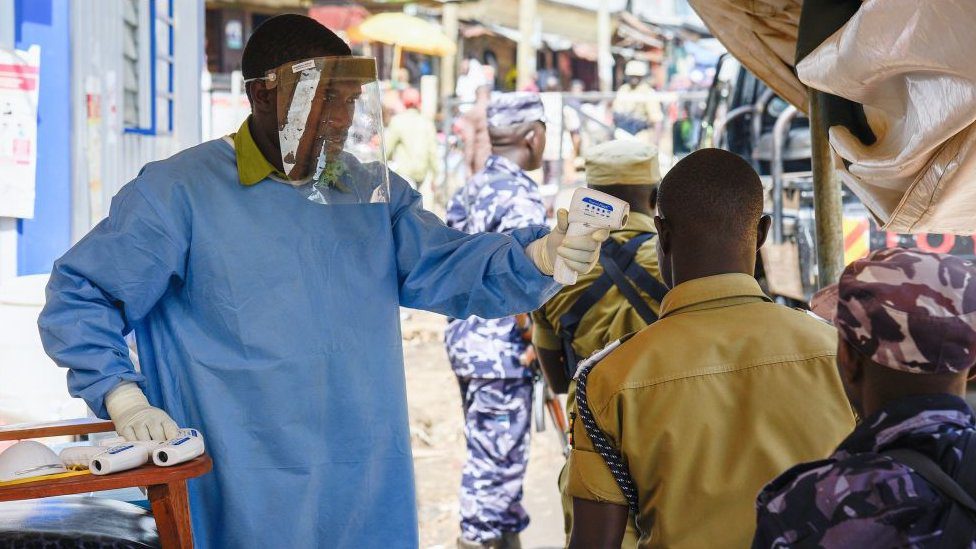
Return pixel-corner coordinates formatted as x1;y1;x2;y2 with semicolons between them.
532;211;662;361
614;82;663;124
567;273;856;549
384;108;439;184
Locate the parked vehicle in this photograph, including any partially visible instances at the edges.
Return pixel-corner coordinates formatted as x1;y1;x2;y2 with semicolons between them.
698;55;974;304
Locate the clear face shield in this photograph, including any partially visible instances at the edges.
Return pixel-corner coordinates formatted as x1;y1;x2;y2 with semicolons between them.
247;57;389;205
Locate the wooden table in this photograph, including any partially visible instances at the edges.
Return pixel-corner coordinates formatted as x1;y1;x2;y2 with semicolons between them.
0;418;212;548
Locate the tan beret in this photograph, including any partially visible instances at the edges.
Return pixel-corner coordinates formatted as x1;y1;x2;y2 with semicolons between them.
585;139;660;186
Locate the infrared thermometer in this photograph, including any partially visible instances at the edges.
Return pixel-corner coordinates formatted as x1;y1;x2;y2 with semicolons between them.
60;445;108;470
152;429;205;467
553;188;630;285
58;437;159;475
90;443;154;475
62;429;204;474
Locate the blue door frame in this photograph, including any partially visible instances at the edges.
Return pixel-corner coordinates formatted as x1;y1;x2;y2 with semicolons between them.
14;0;71;276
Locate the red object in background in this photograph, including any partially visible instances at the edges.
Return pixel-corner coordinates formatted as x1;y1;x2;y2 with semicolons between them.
401;87;421;109
308;5;369;34
0;63;39;92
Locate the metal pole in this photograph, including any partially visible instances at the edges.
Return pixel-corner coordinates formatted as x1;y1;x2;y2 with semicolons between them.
517;0;537;90
441;1;459;100
771;104;799;245
441;98;456;208
597;2;612;93
808;90;845;288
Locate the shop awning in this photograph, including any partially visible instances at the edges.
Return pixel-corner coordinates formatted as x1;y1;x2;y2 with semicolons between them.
308;5;370;32
348;12;457;56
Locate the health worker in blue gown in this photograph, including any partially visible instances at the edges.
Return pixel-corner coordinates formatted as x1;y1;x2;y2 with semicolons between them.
37;15;610;548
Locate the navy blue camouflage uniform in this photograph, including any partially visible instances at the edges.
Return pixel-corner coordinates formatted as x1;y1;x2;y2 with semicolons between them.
754;394;976;548
755;249;976;548
445;152;547;544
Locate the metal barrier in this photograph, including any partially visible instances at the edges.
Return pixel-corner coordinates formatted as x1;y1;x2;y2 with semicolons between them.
771;104;801;244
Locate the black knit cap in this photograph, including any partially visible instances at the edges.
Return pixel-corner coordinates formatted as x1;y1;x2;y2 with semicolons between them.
241;14;351;80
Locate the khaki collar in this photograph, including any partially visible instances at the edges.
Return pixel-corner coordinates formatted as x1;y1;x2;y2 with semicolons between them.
659;273;770;319
232;117;288;186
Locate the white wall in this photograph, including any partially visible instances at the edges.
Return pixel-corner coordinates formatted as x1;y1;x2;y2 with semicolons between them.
0;276;87;425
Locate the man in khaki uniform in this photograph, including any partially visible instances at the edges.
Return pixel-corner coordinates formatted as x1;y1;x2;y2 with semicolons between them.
566;148;856;549
532;139;667;547
613;61;663;138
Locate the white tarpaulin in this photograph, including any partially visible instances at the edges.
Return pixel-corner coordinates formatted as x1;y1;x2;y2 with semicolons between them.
691;0;976;234
798;0;976;234
0;46;40;219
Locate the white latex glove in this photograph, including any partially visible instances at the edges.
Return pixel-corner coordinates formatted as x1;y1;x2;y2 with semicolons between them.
526;209;610;277
105;381;180;442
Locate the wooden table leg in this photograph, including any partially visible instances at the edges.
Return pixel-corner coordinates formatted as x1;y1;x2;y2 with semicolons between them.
148;481;194;549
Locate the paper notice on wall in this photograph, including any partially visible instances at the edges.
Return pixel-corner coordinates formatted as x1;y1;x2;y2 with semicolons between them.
85;76;104;227
0;46;40;219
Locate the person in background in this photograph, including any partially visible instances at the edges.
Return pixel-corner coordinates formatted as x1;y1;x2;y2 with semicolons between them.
445;92;610;549
613;60;662;139
569;80;613;151
392;66;412;90
540;76;581;187
519;72;540;93
381;86;404;127
457;57;487;113
385;87;439;189
457;85;492;177
532;139;667;549
567;149;855;548
754;248;976;548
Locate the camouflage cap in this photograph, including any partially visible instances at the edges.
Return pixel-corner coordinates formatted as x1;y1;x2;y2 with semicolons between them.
811;248;976;374
487;92;546;129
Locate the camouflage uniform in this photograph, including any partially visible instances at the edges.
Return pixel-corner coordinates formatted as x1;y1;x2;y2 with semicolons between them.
444;92;548;545
457;378;533;542
754;394;976;548
754;248;976;548
445;154;547;380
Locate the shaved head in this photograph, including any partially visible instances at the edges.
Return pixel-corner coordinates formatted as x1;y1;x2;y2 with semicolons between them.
654;148;770;288
489;121;546;171
489;122;542;146
657;148;763;240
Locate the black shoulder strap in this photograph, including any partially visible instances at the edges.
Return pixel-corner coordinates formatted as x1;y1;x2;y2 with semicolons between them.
882;449;976;514
617;231;654;259
556;240;623;379
613;234;669;304
574;348;643;533
557;233;662;379
602;245;658;325
882;439;976;547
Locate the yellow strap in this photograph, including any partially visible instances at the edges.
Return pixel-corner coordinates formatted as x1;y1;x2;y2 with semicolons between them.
0;469;91;487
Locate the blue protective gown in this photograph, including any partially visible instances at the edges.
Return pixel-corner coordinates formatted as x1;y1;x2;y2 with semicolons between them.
38;138;560;548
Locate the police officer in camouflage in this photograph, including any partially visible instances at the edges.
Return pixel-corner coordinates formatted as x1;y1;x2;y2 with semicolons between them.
445;92;549;549
754;248;976;548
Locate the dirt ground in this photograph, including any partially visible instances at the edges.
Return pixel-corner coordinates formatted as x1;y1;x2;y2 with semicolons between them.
402;309;566;549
